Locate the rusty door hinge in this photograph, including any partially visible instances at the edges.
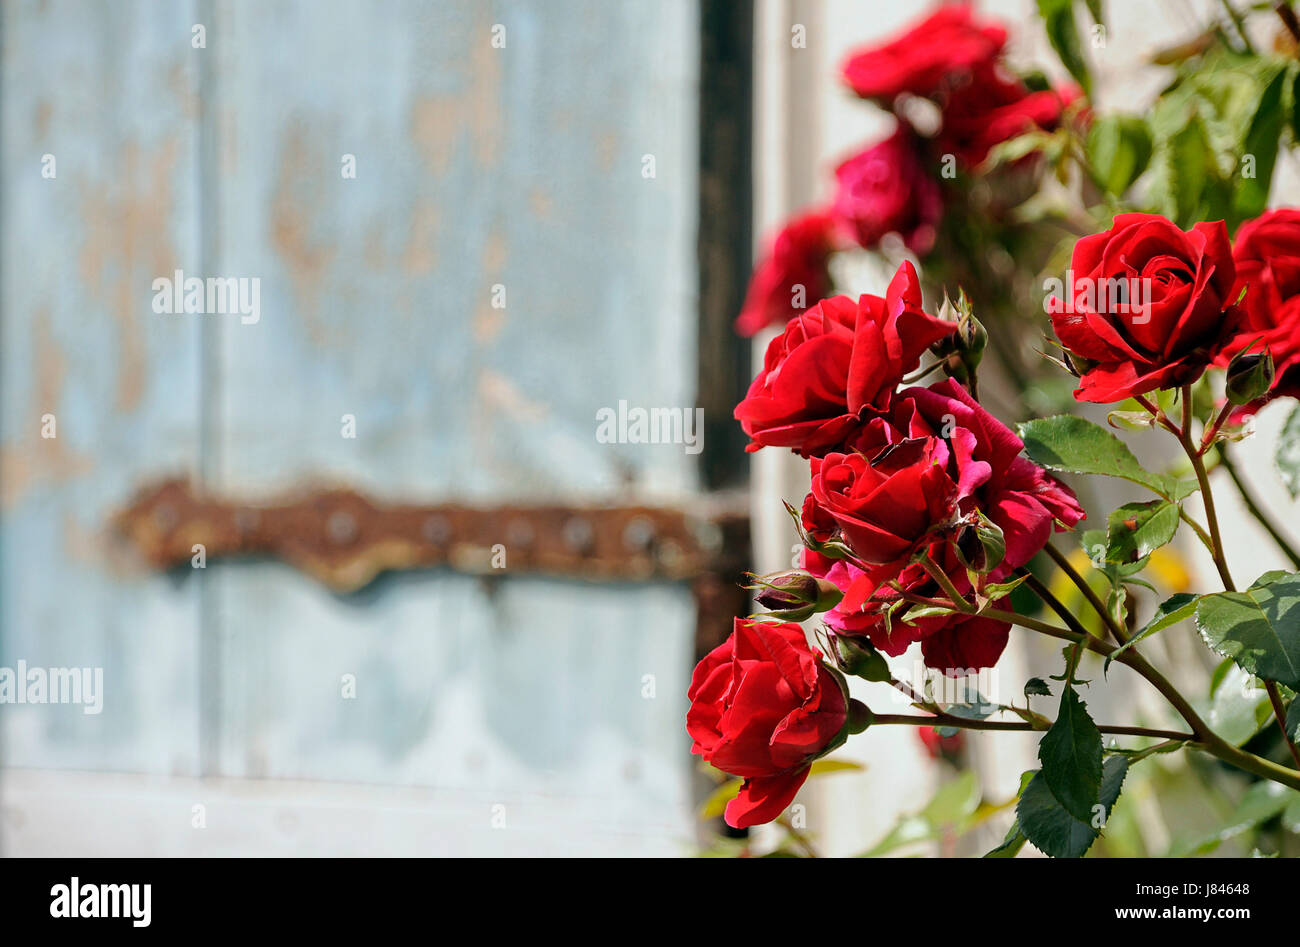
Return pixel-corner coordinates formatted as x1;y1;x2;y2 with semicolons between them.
113;479;751;602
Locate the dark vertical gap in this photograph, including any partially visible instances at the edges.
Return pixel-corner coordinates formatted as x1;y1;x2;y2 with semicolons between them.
693;0;755;844
697;0;754;491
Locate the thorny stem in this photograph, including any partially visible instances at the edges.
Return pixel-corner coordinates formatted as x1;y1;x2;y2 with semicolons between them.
850;579;1300;791
977;607;1300;792
919;558;977;613
1133;394;1219;553
1039;545;1129;645
871;713;1193;742
901;360;947;385
1179;385;1236;591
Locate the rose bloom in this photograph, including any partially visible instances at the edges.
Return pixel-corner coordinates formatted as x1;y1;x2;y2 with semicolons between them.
832;128;943;254
918;723;965;760
809;439;960;567
1049;213;1239;403
841;3;1006;102
1218;208;1300;398
734;263;954;455
687;618;848;829
735;210;839;338
895;379;1084;568
937;66;1078;167
801;379;1083;672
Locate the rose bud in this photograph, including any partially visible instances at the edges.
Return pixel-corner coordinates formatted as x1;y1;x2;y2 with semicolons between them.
687;619;851;828
751;571;843;620
832;634;892;682
953;514;1005;574
1224;348;1275;406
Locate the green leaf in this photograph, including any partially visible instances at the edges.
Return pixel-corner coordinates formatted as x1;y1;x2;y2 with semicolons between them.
1017;756;1128;858
921;771;981;826
1276;404;1300;499
1234;64;1287;221
1195;570;1300;689
1086;114;1152;196
1104;593;1197;673
1018;416;1194;503
698;778;741;820
807;758;865;777
1025;677;1053;698
1036;0;1091;96
1165;113;1213;227
1287;696;1300;745
901;603;961;624
1284;791;1300;834
1172;780;1300;856
1202;662;1273;746
1105;500;1180;564
1039;686;1104;821
984;820;1029;858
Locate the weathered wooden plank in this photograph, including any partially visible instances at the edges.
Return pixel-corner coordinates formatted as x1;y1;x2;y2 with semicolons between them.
0;0;205;775
198;0;702;838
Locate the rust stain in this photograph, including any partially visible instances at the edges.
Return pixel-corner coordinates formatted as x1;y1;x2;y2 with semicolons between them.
409;13;503;175
77;137;180;413
594;130;618;173
401;202;438;275
33;100;51;139
528;188;553;219
167;62;198;119
472;225;508;344
1;312;94;509
477;369;548;423
270;125;339;344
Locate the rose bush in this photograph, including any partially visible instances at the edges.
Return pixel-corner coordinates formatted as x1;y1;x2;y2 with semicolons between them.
699;1;1300;861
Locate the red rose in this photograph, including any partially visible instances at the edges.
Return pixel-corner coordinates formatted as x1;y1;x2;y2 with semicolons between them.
937;66;1076;167
1219;208;1300;398
687;618;849;829
841;4;1006;102
896;379;1084;568
736;210;839;338
832;128;942;254
801;379;1082;673
1049;213;1239;403
734;263;954;455
918;723;965;760
809;440;960;566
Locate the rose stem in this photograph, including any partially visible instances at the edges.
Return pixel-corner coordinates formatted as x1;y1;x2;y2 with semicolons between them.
918;559;977;613
1038;545;1129;644
1177;395;1300;768
876;586;1300;789
1216;444;1300;569
981;607;1300;792
1179;385;1236;591
870;713;1192;741
1133;394;1219;552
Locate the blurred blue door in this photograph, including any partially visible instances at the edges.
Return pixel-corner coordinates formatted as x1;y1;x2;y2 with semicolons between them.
0;0;733;856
